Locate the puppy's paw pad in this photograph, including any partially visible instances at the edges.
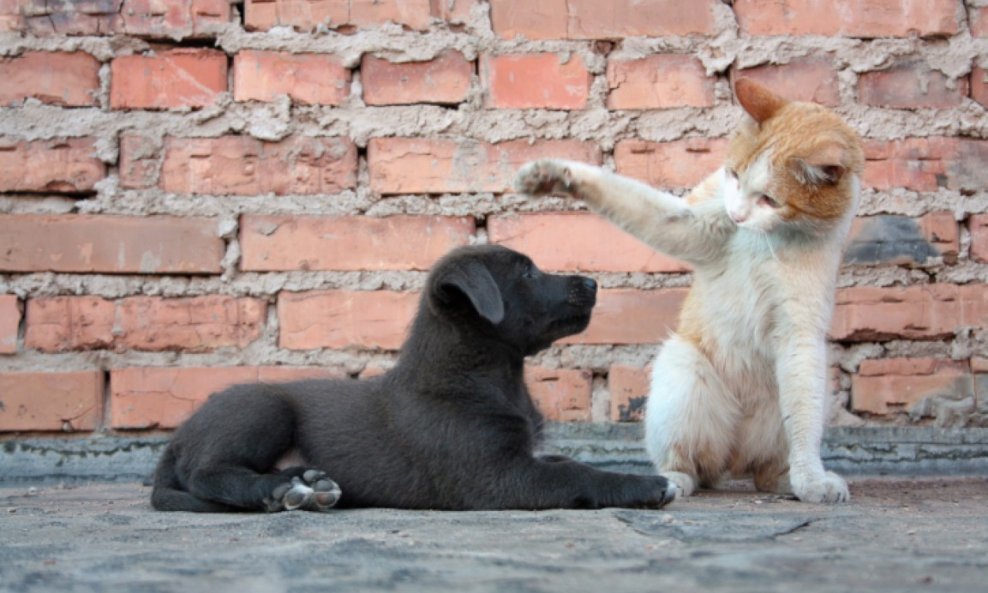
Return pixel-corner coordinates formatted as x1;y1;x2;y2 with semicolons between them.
514;160;573;196
793;471;849;504
282;477;315;511
310;479;342;511
298;469;341;511
264;478;312;512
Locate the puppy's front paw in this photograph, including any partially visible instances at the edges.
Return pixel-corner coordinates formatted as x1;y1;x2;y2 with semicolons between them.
514;159;575;197
792;471;849;504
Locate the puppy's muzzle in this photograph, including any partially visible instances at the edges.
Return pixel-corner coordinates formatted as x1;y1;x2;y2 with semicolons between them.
568;276;597;310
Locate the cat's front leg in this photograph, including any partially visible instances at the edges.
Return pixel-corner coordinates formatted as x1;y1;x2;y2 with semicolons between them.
777;333;849;504
516;160;733;265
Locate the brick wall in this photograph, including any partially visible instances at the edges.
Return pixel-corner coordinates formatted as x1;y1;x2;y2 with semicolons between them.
0;0;986;436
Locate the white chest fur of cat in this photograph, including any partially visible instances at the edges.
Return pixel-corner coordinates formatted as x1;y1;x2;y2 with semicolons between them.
515;79;864;503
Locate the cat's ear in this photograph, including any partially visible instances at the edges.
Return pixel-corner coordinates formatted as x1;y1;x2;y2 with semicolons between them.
734;78;788;124
791;144;847;186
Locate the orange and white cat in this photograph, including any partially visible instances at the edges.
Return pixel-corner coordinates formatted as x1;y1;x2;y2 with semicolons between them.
515;79;863;503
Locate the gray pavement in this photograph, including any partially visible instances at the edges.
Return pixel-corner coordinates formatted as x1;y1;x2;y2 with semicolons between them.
2;476;986;593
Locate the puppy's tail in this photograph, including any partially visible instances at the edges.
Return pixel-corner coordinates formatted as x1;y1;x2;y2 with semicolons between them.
150;447;234;512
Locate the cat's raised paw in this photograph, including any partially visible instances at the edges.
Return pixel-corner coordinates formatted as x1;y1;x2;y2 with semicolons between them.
514;160;574;196
792;471;849;503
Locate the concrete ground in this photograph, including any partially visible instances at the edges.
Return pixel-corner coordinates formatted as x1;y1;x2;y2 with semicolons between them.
1;476;986;593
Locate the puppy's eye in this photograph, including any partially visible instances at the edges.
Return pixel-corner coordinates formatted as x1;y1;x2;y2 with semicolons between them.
758;194;781;208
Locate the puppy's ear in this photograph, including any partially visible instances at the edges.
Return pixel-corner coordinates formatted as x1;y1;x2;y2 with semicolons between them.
432;260;505;325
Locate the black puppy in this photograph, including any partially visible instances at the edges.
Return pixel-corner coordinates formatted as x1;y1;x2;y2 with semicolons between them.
152;245;676;512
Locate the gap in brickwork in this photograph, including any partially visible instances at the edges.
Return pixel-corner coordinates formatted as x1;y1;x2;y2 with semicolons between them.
144;37;223;50
99;368;112;434
231;1;246;28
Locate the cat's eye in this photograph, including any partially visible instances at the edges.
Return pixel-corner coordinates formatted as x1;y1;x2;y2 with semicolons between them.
757;194;781;208
726;168;739;180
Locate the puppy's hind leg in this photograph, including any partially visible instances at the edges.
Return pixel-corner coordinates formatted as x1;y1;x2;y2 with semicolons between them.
645;336;740;498
179;385;342;512
151;447;238;512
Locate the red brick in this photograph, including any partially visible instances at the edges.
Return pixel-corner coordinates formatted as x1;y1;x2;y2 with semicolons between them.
972;66;988;109
244;0;346;31
24;297;115;351
852;358;972;414
487;212;689;273
15;0;118;35
278;290;419;350
0;371;102;432
562;288;687;345
159;135;357;195
8;0;228;36
25;296;266;353
282;287;687;350
362;51;472;106
831;284;988;342
110;366;344;429
971;215;988;264
608;364;649;422
972;7;988;37
525;367;592;422
0;215;223;274
482;53;590;110
120;0;230;38
734;0;960;37
0;51;100;107
973;358;988;373
0;1;22;32
110;49;227;110
368;138;601;194
434;0;478;23
350;0;431;29
614;139;728;190
844;212;959;266
233;50;350;106
490;0;567;39
241;215;474;272
244;0;433;32
0;295;19;354
862;138;988;193
0;138;105;194
733;58;840;106
858;62;968;109
491;0;718;39
607;55;714;109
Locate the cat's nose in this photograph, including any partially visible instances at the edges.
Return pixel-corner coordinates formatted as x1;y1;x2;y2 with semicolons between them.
728;209;748;224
